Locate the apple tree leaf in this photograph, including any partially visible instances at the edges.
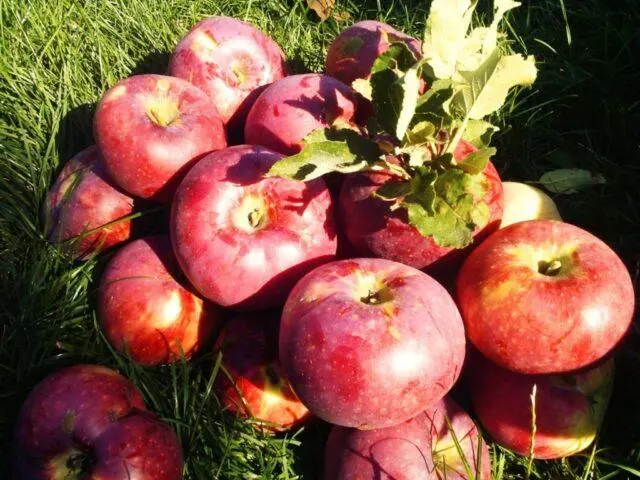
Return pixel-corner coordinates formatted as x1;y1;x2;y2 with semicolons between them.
267;129;381;181
462;119;499;147
373;179;412;201
352;78;372;100
538;168;607;194
306;0;335;21
457;147;496;174
371;42;418;75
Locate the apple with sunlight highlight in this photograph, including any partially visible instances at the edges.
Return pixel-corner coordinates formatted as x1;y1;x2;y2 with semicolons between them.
500;181;562;228
94;74;226;202
457;219;634;374
99;235;220;365
339;141;504;271
13;365;183;480
326;20;422;85
425;397;491;480
169;16;288;134
244;73;358;155
44;145;134;260
470;353;614;459
324;415;433;479
280;258;466;429
171;145;337;310
214;313;310;432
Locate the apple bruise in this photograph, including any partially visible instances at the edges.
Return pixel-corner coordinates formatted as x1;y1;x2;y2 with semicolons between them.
169;16;288;125
280;258;466;429
99;235;219;365
170;144;337;310
45;145;134;259
94;74;226;201
458;220;635;374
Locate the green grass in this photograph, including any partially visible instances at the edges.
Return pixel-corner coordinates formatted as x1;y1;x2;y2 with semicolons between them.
1;0;639;478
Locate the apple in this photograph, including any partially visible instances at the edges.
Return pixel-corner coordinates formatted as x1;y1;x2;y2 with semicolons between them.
469;353;614;459
457;219;635;374
326;20;422;85
500;181;562;228
98;235;220;365
169;16;288;135
324;415;434;479
424;397;491;480
214;313;310;432
171;144;337;310
44;145;134;259
94;74;226;202
339;141;504;271
13;364;183;479
244;73;358;155
279;258;466;429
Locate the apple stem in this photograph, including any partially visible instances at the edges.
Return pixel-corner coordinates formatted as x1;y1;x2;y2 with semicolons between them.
538;259;562;276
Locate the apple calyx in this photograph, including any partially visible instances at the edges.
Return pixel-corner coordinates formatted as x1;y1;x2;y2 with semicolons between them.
146;99;180;127
50;447;92;480
537;259;563;277
267;0;537;250
232;195;270;232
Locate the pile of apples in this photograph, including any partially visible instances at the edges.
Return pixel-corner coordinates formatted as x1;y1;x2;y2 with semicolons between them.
17;1;634;479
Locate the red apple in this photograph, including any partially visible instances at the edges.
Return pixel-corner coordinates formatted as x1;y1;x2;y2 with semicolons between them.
324;415;434;479
171;144;337;310
424;397;491;480
169;16;288;134
94;74;226;202
457;219;635;374
214;313;310;432
13;364;183;479
326;20;422;85
280;258;466;429
98;235;220;365
44;145;134;259
244;73;358;155
469;353;614;459
339;141;504;271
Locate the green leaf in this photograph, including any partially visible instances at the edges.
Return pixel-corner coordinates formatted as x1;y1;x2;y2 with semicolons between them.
405;121;437;145
422;0;477;79
394;65;421;139
371;42;418;75
414;79;455;128
538;169;607;194
408;167;438;214
351;78;372;100
450;48;538;120
462;119;499;147
373;180;411;201
403;168;489;248
267;129;381;181
457;147;496;174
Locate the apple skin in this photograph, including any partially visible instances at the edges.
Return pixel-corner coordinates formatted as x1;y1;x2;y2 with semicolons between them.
99;235;220;365
500;181;562;228
13;364;183;480
169;16;288;134
339;141;504;272
456;219;635;374
171;144;337;310
469;353;614;459
214;313;310;432
44;145;134;259
94;74;226;202
424;397;491;480
324;415;434;480
280;258;466;429
326;20;422;85
244;73;358;155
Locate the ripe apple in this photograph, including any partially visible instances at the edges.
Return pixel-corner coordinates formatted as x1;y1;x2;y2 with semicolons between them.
339;141;504;271
326;20;422;85
169;16;288;135
244;73;358;155
13;364;183;479
171;144;337;310
425;397;491;480
99;235;220;365
324;415;434;479
457;219;635;374
94;74;226;202
469;353;614;459
500;181;562;228
280;258;466;429
44;145;134;259
214;313;310;432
